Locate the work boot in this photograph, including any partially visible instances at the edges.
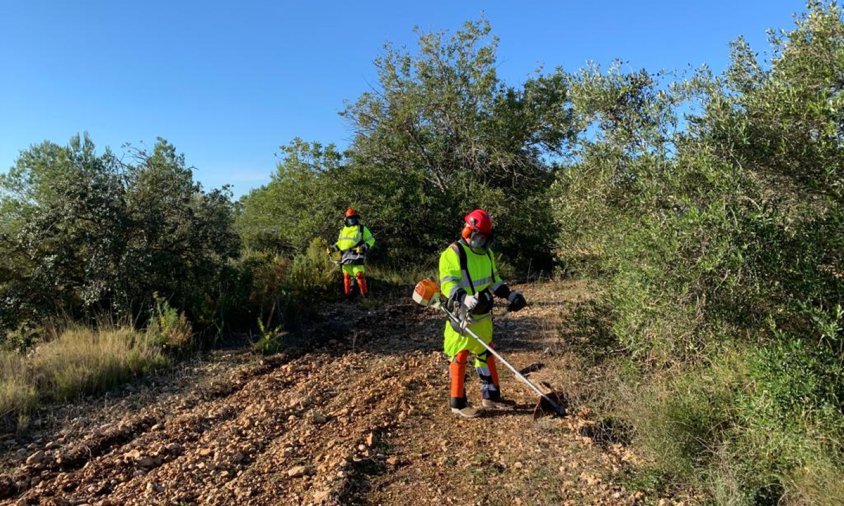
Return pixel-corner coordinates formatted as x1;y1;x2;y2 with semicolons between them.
451;405;480;418
482;398;516;410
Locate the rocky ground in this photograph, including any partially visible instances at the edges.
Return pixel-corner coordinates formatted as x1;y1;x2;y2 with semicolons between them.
0;280;680;505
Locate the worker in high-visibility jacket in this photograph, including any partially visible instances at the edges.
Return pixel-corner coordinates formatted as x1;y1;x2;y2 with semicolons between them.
329;208;375;298
439;209;527;418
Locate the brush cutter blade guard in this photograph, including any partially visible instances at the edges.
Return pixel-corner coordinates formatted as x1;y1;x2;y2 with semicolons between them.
532;382;566;419
413;278;441;307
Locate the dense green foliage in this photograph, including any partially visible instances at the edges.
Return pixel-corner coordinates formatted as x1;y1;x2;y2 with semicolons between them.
553;3;844;503
0;136;239;347
237;140;345;253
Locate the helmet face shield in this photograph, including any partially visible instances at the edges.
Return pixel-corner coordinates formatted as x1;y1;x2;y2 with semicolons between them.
345;216;360;226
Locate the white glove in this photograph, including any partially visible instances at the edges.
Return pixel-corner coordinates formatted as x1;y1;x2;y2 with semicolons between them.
462;293;479;311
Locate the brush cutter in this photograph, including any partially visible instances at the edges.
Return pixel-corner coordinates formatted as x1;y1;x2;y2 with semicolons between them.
326;249;343;267
327;246;367;267
413;278;566;418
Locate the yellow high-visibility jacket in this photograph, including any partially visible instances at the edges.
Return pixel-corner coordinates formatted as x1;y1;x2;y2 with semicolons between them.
439;241;503;300
335;224;375;265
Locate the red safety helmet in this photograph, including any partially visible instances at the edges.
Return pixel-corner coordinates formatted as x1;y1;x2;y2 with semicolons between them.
461;209;493;249
344;207;361;226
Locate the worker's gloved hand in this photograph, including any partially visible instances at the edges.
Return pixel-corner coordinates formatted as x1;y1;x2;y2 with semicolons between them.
454;293;477;326
507;291;526;312
462;293;480;312
355;245;367;255
443;288;461;312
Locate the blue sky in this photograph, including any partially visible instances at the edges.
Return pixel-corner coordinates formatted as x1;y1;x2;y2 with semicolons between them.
0;1;802;197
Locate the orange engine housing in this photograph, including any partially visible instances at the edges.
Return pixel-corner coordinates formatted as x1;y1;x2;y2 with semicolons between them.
413;278;441;307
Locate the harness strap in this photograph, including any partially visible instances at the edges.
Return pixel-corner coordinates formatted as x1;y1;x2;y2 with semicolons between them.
353;225;368;249
453;241;495;295
454;241;475;294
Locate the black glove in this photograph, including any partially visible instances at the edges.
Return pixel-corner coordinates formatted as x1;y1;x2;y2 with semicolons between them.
507;291;526;312
446;289;466;313
493;284;511;299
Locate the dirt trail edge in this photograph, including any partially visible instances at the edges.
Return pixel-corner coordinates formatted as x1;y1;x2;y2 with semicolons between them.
1;281;654;506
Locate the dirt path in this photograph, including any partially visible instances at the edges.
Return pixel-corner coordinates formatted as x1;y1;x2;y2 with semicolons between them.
0;281;650;506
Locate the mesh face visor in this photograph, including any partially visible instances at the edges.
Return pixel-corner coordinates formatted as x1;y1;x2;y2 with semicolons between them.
468;230;493;249
345;216;360;226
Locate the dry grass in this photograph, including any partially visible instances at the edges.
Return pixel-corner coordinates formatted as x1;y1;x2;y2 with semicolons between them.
785;459;844;506
1;327;168;431
0;351;37;425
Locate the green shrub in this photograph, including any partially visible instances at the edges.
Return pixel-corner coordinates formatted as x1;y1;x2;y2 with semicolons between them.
252;319;285;355
620;349;746;480
215;259;261;331
228;238;339;340
244;251;292;327
286;238;337;304
610;340;844;505
0;135;239;344
146;294;194;354
1;322;42;352
550;4;844;503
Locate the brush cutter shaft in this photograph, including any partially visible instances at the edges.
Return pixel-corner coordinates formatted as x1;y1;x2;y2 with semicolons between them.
442;306;564;415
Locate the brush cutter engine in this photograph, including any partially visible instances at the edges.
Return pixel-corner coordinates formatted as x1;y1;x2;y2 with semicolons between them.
413;278;442;307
